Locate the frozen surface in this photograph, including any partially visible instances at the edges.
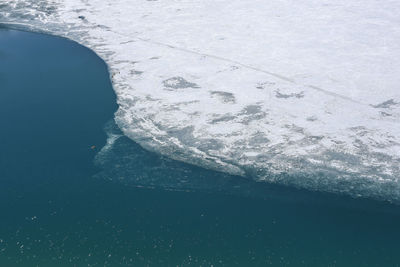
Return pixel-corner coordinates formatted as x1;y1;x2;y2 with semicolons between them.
1;0;400;201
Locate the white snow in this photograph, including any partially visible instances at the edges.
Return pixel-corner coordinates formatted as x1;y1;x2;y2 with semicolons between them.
2;0;400;201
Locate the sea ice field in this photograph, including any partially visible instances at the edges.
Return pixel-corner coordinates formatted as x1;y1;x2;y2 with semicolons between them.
1;0;400;200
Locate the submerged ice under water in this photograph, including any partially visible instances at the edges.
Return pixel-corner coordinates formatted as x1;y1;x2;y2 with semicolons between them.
94;120;317;204
1;0;400;201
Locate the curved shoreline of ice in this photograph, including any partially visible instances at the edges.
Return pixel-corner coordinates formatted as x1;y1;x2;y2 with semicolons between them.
2;0;399;202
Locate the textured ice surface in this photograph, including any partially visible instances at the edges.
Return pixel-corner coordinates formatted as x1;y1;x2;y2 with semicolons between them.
2;0;399;201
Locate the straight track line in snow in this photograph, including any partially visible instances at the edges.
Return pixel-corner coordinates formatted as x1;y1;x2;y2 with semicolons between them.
123;33;366;106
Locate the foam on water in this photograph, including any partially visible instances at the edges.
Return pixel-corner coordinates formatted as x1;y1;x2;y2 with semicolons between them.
2;0;399;201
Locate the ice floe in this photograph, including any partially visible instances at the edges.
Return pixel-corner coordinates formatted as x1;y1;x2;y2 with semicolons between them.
2;0;399;201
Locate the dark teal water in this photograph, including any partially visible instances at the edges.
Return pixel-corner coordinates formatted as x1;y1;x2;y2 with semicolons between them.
1;28;400;267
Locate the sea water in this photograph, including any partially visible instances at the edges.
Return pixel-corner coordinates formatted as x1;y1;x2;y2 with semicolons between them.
1;28;400;266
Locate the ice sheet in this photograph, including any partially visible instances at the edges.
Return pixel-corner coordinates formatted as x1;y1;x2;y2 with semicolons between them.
2;0;399;201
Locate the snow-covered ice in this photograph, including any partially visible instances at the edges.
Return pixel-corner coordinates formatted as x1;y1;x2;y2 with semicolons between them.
1;0;399;201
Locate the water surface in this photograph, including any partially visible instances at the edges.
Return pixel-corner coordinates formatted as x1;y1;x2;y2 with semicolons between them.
1;28;400;266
